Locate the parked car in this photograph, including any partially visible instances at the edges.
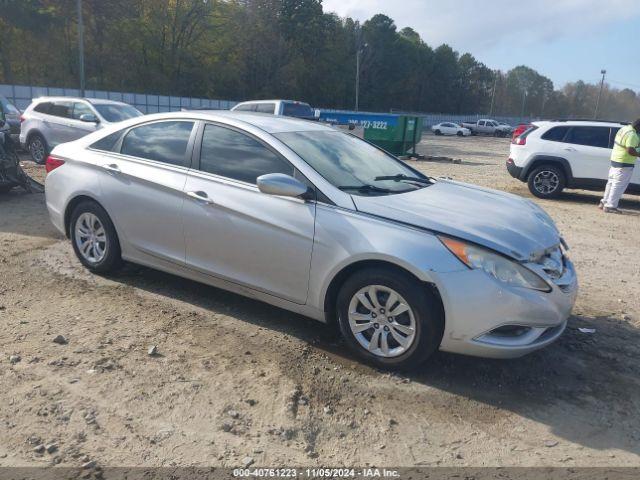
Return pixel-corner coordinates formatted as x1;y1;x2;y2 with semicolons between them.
0;95;22;144
20;97;143;164
462;119;511;137
231;99;316;120
431;122;471;137
498;122;514;134
44;111;577;369
507;120;639;198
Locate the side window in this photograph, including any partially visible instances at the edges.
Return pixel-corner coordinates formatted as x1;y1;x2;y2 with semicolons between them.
479;121;485;126
541;126;570;142
49;101;72;118
255;103;275;114
34;102;52;114
90;130;123;152
120;121;194;166
234;104;256;112
72;102;94;120
199;124;294;184
565;127;610;148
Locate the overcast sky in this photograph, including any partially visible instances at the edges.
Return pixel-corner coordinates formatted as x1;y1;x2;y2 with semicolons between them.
322;0;640;90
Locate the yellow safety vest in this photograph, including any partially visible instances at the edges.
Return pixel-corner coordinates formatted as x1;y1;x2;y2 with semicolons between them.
611;125;640;166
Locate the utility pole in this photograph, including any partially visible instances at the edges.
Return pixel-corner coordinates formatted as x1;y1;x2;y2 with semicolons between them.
354;23;367;112
77;0;85;96
520;89;527;117
594;69;606;119
489;73;498;116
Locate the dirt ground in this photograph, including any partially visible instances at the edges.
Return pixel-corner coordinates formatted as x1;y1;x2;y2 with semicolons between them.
1;135;640;469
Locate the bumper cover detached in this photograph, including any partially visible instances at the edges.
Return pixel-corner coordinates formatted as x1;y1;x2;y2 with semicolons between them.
433;259;577;359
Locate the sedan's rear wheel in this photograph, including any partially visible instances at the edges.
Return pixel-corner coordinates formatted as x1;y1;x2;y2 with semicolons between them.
456;131;463;137
70;201;122;273
337;268;443;369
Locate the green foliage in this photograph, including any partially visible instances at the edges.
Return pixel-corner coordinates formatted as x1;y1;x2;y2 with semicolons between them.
1;0;638;120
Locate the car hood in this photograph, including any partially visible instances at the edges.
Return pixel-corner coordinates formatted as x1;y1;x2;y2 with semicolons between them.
352;179;560;261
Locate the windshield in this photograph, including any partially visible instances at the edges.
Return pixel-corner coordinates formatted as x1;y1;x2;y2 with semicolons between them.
94;104;142;122
282;102;314;118
274;131;429;195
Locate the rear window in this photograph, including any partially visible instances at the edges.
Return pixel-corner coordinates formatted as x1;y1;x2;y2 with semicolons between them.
565;126;610;149
90;130;123;152
541;126;569;142
282;102;313;118
255;103;276;114
0;97;19;114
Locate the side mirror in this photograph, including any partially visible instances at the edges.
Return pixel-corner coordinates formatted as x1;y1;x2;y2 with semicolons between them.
79;113;99;123
257;173;310;199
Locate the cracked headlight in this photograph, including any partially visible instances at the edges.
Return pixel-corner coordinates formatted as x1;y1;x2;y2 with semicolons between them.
439;236;551;292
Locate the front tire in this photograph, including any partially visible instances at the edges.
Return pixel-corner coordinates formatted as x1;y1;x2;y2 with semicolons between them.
456;131;463;137
336;268;443;370
527;164;566;199
70;201;123;273
434;129;442;136
28;133;48;165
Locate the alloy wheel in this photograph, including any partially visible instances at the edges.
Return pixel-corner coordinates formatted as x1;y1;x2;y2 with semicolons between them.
29;137;45;163
533;170;559;195
74;212;108;264
348;285;417;358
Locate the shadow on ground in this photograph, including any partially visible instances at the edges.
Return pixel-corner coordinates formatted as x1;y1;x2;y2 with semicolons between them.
110;262;640;458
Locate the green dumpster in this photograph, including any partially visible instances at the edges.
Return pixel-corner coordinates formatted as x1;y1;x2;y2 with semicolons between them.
363;116;423;156
318;111;423;156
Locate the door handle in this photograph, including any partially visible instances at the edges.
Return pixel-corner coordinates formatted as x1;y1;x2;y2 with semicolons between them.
186;190;215;204
564;147;577;152
103;164;121;174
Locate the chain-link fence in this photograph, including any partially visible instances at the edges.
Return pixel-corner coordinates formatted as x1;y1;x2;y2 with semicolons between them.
0;83;238;113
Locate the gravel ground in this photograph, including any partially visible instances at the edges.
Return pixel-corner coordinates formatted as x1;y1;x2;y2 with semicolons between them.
1;135;639;469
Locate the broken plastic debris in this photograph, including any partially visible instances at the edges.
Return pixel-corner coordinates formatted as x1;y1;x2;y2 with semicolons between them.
578;328;596;334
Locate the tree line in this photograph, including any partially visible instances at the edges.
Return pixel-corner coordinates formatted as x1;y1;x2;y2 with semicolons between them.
1;0;639;120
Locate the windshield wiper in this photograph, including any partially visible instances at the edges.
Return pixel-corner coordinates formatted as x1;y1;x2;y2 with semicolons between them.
338;184;395;194
374;174;432;184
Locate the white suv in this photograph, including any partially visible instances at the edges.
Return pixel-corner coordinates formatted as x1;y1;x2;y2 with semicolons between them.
507;120;640;198
231;99;316;120
20;97;142;164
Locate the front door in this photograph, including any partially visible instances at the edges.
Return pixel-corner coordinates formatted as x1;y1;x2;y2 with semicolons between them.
182;123;316;304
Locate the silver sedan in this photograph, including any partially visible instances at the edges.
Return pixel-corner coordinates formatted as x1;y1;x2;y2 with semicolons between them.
44;112;577;369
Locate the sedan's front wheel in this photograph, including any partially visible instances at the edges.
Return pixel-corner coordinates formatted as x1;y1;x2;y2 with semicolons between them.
337;268;443;370
70;201;123;273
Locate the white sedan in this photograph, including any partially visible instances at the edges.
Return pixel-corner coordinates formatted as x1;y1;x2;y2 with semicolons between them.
432;122;471;137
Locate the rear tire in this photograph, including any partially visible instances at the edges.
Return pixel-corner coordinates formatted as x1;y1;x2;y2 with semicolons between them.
70;201;123;273
456;131;463;137
527;164;566;199
28;133;48;165
336;268;443;370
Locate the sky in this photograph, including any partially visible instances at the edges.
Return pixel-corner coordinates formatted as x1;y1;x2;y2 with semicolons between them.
322;0;640;91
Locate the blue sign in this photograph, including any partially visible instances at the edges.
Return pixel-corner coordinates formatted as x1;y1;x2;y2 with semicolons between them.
318;110;399;131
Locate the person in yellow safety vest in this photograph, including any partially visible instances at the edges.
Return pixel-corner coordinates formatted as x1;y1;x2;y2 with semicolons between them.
599;119;640;213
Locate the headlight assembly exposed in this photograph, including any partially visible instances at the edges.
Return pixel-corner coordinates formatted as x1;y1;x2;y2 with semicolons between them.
439;236;551;292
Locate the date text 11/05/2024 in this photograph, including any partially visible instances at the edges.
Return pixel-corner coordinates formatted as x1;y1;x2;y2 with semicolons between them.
233;468;401;478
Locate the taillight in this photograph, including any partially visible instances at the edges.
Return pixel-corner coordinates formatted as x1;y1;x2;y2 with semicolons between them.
511;125;537;145
45;155;65;173
19;115;25;123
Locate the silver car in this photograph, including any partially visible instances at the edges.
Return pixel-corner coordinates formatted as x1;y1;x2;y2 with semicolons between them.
20;97;142;164
44;112;578;369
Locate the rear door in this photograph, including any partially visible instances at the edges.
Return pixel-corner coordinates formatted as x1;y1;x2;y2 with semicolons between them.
46;100;75;146
94;120;196;264
561;126;611;180
182;122;316;304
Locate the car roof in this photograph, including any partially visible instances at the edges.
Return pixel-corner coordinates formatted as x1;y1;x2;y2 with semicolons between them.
235;99;311;106
33;96;129;106
139;111;333;134
532;120;625;128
